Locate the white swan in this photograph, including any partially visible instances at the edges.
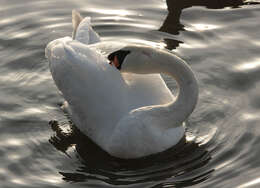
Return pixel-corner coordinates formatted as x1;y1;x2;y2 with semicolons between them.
45;10;198;159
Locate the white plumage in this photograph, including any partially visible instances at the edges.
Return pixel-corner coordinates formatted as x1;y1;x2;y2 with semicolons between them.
45;10;198;159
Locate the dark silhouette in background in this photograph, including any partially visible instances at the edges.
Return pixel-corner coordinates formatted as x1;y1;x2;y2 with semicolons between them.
160;0;259;49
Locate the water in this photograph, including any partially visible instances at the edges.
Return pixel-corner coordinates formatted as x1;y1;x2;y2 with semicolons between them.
0;0;260;187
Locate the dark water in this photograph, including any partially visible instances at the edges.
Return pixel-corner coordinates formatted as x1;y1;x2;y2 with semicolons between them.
1;0;260;187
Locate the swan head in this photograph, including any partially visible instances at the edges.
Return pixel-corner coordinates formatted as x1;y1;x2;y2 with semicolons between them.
108;50;131;70
108;45;161;74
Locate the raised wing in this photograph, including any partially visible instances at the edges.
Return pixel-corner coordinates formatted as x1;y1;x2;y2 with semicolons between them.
72;10;100;45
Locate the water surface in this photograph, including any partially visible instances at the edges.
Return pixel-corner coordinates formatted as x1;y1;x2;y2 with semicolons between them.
1;0;260;187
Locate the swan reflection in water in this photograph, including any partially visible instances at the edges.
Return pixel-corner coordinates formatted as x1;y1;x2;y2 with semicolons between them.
49;120;212;186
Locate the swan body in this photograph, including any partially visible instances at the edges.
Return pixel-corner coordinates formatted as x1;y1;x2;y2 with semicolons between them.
45;11;198;159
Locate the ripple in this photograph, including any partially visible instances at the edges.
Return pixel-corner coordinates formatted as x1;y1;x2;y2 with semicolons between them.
0;0;260;188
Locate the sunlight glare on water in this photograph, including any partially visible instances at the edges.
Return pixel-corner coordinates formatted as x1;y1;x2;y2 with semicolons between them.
187;23;220;31
88;8;133;16
238;178;260;188
235;58;260;71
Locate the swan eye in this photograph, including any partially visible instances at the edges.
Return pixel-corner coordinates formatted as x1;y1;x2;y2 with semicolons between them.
108;50;130;70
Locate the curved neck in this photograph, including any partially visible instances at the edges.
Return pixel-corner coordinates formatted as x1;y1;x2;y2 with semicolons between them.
149;49;199;127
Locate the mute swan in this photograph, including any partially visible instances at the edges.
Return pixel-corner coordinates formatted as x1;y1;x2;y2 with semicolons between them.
45;10;198;159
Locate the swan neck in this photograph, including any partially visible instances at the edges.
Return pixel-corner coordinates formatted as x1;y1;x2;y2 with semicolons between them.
154;51;198;126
